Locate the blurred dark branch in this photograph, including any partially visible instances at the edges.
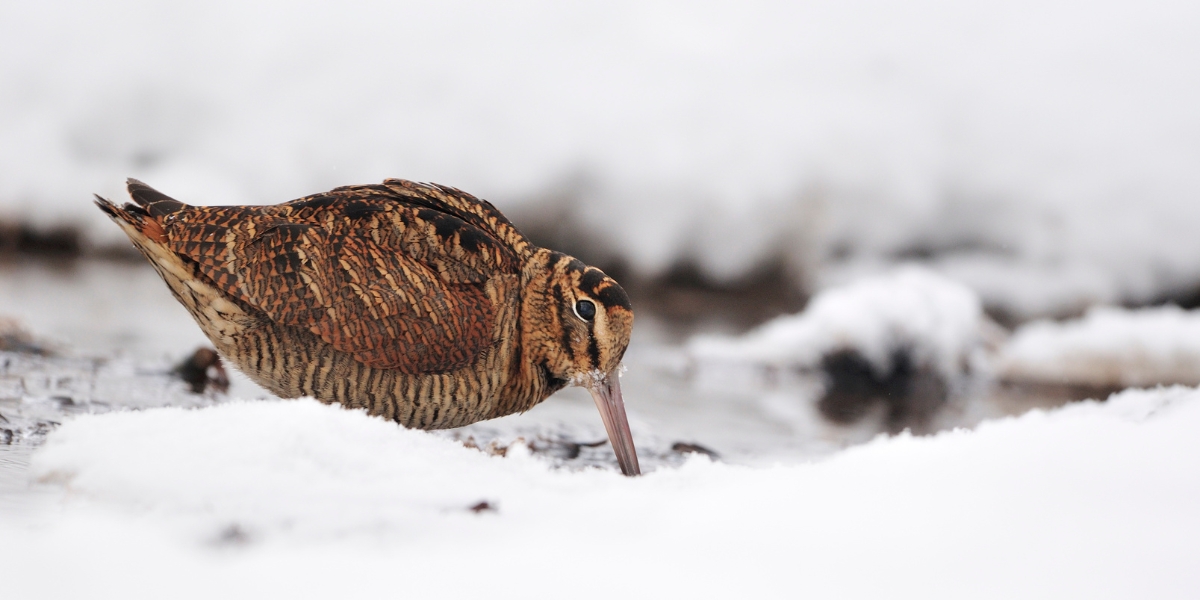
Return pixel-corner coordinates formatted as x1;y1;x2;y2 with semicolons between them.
0;220;81;256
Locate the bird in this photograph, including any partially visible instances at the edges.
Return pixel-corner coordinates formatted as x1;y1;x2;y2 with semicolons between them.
95;178;640;475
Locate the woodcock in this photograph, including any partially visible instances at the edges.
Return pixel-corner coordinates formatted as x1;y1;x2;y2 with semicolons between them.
96;178;640;475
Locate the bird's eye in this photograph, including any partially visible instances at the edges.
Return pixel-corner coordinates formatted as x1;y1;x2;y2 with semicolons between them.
575;299;597;321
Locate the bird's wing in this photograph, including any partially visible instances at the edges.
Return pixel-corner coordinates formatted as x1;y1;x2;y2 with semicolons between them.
367;179;534;262
164;185;524;374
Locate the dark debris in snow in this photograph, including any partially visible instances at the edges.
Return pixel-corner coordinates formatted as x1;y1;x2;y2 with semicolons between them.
447;427;721;474
173;347;230;395
671;442;720;459
468;500;496;514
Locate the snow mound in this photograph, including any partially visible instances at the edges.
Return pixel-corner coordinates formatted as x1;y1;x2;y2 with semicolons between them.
999;305;1200;388
5;388;1200;597
30;399;582;539
688;266;988;381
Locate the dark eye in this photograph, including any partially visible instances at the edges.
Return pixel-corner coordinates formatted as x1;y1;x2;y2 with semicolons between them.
575;299;596;321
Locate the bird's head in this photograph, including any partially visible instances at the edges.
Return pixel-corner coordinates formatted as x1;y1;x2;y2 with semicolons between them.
521;248;638;475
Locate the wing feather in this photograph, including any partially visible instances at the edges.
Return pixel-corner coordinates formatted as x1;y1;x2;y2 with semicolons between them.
164;182;523;374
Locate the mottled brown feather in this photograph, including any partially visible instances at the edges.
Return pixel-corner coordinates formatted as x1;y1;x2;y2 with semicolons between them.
160;182;526;374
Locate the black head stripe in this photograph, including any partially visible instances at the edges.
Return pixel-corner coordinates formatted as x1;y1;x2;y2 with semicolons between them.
579;267;632;310
566;258;587;275
595;282;632;311
551;283;575;361
587;330;601;370
547;251;570;271
578;268;606;295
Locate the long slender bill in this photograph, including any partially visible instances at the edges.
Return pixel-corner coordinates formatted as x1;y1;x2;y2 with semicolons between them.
587;369;641;476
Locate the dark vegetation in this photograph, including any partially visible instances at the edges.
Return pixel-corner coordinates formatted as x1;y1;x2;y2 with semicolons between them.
818;349;948;433
0;221;81;256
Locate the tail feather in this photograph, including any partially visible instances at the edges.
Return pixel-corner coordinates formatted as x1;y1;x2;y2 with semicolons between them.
126;178;185;217
94;193;167;243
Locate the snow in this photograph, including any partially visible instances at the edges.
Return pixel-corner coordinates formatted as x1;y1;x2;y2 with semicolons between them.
999;305;1200;388
2;387;1199;598
687;266;990;382
3;1;1200;317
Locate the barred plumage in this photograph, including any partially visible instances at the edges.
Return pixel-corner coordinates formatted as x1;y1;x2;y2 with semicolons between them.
95;178;640;474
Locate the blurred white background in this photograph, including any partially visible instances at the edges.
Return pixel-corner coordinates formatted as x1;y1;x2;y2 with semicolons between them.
3;0;1199;322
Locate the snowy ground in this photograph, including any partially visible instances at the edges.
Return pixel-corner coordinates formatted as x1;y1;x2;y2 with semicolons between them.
4;259;1200;596
3;1;1200;319
2;387;1198;598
